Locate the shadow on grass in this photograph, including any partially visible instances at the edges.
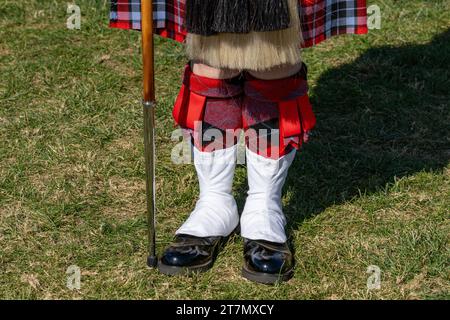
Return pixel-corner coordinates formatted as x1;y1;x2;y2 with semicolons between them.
235;29;449;238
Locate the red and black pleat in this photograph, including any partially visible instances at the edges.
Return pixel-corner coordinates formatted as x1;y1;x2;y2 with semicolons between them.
242;64;316;159
172;64;244;152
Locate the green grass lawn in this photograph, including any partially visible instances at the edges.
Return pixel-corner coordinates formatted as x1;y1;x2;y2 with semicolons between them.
0;0;449;299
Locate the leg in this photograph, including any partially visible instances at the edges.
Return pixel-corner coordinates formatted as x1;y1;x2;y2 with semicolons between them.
159;63;244;275
240;63;317;284
192;62;241;79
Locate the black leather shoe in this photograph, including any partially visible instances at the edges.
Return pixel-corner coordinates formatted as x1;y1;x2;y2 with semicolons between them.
242;239;294;284
158;234;225;275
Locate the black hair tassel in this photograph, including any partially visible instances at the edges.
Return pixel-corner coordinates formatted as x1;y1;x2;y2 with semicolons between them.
250;0;291;32
185;0;218;36
212;0;251;33
185;0;291;35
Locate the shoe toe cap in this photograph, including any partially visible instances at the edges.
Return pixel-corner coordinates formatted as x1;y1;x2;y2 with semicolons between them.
251;256;286;274
244;240;293;274
161;252;183;266
161;250;196;266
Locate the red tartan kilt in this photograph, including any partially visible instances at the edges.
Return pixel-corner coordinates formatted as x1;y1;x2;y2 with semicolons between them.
172;64;317;157
242;70;317;154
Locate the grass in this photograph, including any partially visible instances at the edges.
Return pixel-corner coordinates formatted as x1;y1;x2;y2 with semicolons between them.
0;0;449;299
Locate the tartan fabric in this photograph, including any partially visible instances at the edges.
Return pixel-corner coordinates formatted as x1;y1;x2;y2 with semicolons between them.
109;0;368;47
173;64;315;157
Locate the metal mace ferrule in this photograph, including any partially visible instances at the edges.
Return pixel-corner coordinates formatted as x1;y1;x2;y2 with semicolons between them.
143;100;156;108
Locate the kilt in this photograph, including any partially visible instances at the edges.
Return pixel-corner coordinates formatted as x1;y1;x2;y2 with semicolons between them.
110;0;368;48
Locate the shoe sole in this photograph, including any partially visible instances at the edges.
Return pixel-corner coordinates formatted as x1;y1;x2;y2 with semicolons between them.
241;266;294;285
